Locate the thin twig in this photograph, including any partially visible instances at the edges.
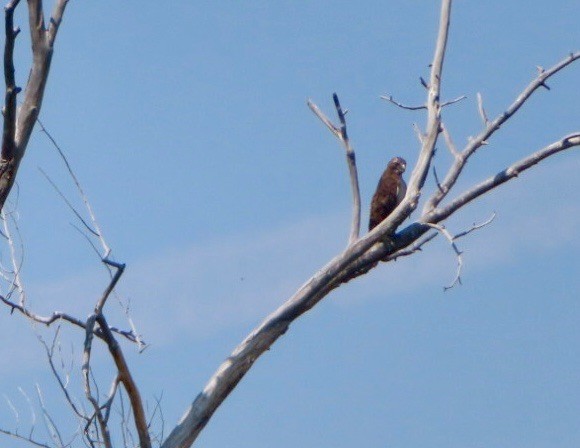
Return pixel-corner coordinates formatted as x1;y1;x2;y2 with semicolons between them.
0;428;51;448
476;92;489;125
380;94;465;111
432;166;443;193
440;123;459;158
37;119;110;255
454;212;496;240
441;95;467;107
412;123;425;144
424;213;496;290
425;223;463;290
38;167;99;237
0;293;140;343
35;384;65;447
38;329;87;420
382;232;438;261
380;94;425;110
3;394;19;425
1;209;26;305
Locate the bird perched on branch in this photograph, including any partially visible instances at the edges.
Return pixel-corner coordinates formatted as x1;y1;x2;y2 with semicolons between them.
369;156;407;232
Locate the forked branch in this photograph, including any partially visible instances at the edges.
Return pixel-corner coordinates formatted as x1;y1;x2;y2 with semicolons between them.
423;51;580;213
0;0;70;212
308;93;361;244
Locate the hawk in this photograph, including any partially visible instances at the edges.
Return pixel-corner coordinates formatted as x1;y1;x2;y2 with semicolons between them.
368;156;407;231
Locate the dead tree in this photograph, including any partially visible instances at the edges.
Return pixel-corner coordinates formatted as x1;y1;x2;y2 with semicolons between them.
0;0;578;447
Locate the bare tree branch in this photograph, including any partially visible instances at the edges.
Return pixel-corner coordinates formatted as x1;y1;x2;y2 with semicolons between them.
307;100;339;137
96;313;151;448
0;0;69;212
39;329;87;421
94;259;125;314
380;93;465;111
428;133;580;223
380;94;425;110
2;0;21;162
382;231;438;262
0;1;575;447
440;123;459;158
0;427;51;448
412;123;425;144
425;222;463;290
454;212;496;240
38;167;99;237
1;208;26;305
37;119;111;256
476;92;489;126
427;213;495;290
35;384;65;448
0;293;140;343
308;94;361;244
392;0;451;226
423;51;580;213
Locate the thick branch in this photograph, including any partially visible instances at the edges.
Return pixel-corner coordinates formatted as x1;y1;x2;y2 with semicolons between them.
0;0;69;213
97;314;151;448
2;0;21;161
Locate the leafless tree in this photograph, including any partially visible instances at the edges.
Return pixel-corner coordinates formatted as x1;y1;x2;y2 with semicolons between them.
0;1;578;447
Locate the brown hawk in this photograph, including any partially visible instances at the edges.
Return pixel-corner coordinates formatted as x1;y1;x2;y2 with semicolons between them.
368;156;407;231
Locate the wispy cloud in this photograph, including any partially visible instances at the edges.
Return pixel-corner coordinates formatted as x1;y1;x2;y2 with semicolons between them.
9;156;580;351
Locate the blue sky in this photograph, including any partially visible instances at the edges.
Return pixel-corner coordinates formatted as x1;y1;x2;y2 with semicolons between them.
0;1;579;447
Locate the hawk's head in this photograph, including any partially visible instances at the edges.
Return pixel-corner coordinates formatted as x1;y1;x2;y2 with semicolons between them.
388;156;407;175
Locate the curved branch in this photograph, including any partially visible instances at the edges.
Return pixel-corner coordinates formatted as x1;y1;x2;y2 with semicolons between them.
308;94;361;244
97;314;151;448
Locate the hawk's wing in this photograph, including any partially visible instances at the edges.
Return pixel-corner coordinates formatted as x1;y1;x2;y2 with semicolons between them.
368;171;400;231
